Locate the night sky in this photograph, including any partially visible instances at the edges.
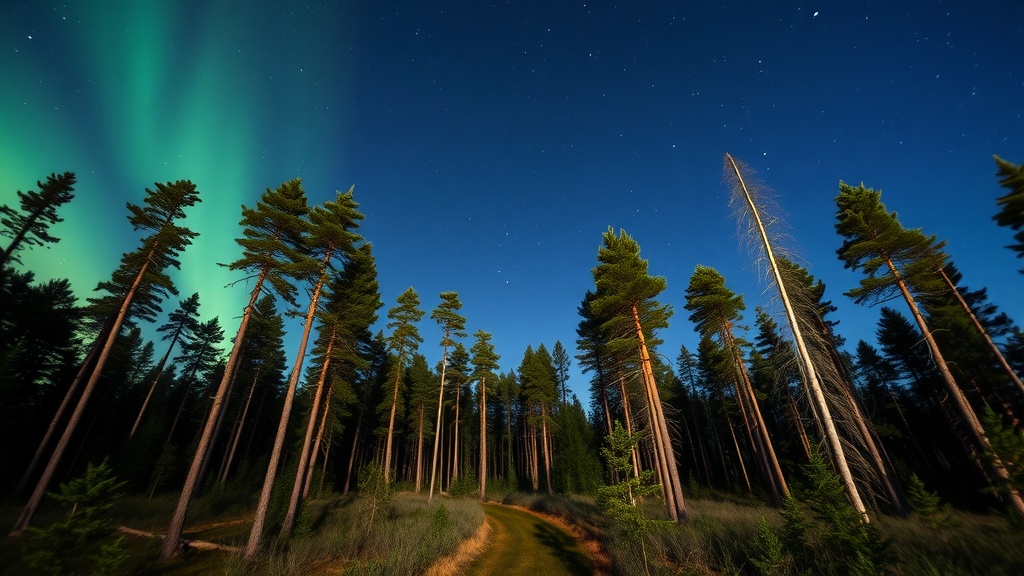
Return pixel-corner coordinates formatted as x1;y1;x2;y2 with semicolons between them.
3;1;1023;400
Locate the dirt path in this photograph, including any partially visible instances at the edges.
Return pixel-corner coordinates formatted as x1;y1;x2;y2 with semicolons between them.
462;503;594;576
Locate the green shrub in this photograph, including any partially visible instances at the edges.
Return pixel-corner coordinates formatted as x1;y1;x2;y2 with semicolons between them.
22;459;130;575
748;453;892;576
905;474;955;529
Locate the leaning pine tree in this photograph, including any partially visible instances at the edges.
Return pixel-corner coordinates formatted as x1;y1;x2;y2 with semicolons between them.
835;181;1024;516
684;265;789;506
130;292;201;437
591;228;687;522
0;171;76;267
992;155;1024;272
13;180;200;536
161;179;308;558
251;187;364;552
725;153;868;519
284;242;380;535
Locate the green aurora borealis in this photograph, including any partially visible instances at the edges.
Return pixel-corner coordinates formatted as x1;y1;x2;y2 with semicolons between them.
2;2;356;325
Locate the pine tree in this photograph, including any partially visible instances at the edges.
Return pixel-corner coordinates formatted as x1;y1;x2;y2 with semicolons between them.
22;459;128;575
162;179;306;558
520;344;558;494
597;422;667;576
253;187;364;548
130;293;201;438
685;265;789;505
591;228;687;521
577;291;615;441
407;354;435;493
428;292;466;501
470;330;500;499
284;242;380;534
0;171;76;267
446;343;470;489
932;264;1024;396
13;180;200;537
2;273;82;491
383;287;424;484
836;182;1024;515
993;155;1024;272
552;341;571;409
216;295;287;487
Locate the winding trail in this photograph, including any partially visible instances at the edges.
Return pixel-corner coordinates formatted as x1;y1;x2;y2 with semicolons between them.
463;503;594;576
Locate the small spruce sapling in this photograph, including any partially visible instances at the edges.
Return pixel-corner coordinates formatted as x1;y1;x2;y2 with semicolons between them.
596;422;668;576
905;474;955;529
23;459;129;575
778;452;892;576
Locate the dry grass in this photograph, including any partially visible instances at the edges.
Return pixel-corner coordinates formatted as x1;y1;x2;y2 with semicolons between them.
423;512;491;576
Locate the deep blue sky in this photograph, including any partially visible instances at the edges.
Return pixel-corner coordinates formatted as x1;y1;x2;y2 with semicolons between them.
3;1;1023;401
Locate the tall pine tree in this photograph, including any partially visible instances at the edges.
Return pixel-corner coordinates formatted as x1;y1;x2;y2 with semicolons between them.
836;182;1024;516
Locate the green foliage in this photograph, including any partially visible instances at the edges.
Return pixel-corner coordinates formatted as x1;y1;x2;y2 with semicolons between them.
553;396;604;494
227;178;310;306
749;516;789;576
992;155;1024;271
447;474;478;496
358;464;393;528
765;453;892;576
597;422;669;575
0;171;76;265
834;182;947;305
981;405;1024;502
430;291;467;349
905;474;955;529
590;227;672;361
22;459;129;575
685;265;745;342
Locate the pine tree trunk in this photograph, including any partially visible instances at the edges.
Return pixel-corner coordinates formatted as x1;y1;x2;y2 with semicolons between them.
530;420;539;491
284;330;336;535
724;407;752;492
938;267;1024;395
428;345;450;501
618;373;641;478
634;305;688;522
13;325;108;499
161;268;267;558
196;364;240;495
415;404;425;493
784;385;813;461
343;411;362;496
12;248;152;536
130;326;184;438
451;383;461;484
727;326;788;503
887;258;1024;516
246;262;329;557
221;368;260;485
383;366;403;484
541;405;553;494
479;378;487;500
304;384;332;499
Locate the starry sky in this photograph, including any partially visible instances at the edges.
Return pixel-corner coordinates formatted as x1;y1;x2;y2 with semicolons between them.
3;1;1023;401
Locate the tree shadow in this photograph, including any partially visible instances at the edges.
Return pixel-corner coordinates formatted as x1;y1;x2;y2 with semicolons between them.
531;520;593;576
